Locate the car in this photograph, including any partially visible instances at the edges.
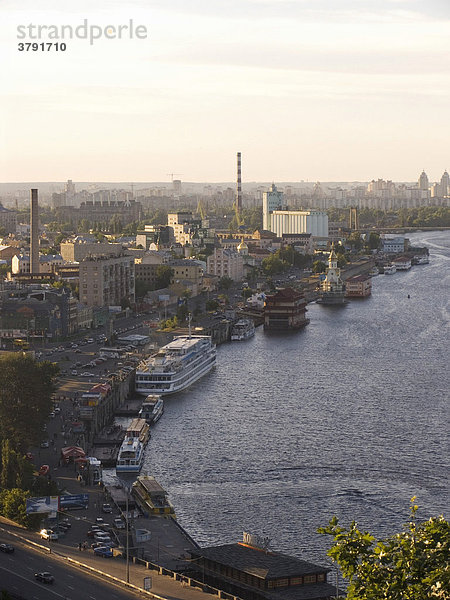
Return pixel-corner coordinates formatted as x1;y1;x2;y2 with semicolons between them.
114;518;125;529
80;372;95;378
95;517;105;524
34;571;54;583
94;545;113;558
0;543;14;553
71;370;78;376
94;533;112;542
101;503;112;514
40;440;49;448
49;411;55;419
87;338;94;343
39;529;58;540
53;406;61;414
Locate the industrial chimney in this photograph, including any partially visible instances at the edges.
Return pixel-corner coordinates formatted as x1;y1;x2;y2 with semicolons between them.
236;152;242;213
30;189;39;274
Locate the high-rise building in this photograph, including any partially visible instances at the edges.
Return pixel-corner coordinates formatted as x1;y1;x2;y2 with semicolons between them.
418;171;429;191
30;189;39;274
262;184;284;230
236;152;242;213
440;170;449;196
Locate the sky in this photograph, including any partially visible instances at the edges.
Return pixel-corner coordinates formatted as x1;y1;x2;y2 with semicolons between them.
0;0;449;183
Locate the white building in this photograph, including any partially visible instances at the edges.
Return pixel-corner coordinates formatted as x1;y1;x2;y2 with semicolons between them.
382;236;406;254
270;210;328;238
207;248;244;281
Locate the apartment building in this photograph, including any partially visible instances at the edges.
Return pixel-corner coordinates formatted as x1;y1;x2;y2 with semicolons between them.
79;253;135;308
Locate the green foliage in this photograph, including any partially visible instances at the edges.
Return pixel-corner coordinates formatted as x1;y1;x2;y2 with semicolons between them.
367;232;381;250
218;276;233;291
0;264;10;277
160;316;179;331
0;488;41;529
176;304;189;322
262;254;289;275
0;354;59;452
217;294;229;305
318;501;450;599
336;253;347;268
206;299;219;311
155;265;174;289
242;287;254;299
312;260;326;273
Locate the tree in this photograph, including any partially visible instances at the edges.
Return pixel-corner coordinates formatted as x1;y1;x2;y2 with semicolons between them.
318;500;450;600
218;276;233;290
155;265;174;289
262;254;288;275
312;260;326;274
206;299;219;311
0;354;59;453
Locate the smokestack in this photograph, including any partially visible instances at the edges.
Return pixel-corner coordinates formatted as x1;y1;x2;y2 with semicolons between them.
30;189;39;274
236;152;242;213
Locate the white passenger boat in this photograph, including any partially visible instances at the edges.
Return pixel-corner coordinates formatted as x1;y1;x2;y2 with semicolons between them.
139;395;164;424
116;419;150;474
383;264;397;275
231;319;255;341
135;335;216;396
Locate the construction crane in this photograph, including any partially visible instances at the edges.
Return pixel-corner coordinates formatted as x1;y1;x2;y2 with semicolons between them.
166;173;183;182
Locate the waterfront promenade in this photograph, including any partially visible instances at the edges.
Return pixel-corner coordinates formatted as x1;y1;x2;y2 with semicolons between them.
25;396;216;600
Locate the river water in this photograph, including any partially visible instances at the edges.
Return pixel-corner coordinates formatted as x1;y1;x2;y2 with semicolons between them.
114;230;450;566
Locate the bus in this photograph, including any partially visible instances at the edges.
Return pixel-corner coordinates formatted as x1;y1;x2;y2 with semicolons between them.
99;347;124;359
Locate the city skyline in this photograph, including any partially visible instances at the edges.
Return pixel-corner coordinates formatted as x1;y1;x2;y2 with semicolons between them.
1;0;449;182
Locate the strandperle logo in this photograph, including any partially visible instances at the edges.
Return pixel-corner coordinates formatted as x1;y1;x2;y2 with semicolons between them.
17;19;148;45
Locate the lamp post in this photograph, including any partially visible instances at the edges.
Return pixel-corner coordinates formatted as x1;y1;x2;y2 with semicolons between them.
126;493;130;583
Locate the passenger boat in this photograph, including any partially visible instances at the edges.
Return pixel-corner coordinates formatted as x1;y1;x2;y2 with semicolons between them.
135;335;216;396
231;319;255;341
415;255;429;265
138;395;164;424
132;475;176;518
116;418;150;474
383;264;396;275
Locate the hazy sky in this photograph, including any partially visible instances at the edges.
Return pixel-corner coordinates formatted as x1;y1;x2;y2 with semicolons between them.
1;0;449;182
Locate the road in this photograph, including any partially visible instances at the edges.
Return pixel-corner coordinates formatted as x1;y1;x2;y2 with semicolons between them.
0;531;149;600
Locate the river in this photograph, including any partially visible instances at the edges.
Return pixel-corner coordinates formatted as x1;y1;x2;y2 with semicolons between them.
115;230;450;566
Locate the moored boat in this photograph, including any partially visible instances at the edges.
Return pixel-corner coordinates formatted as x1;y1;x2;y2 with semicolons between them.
383;264;396;275
139;395;164;424
135;335;216;396
116;418;150;474
231;319;255;341
132;475;176;518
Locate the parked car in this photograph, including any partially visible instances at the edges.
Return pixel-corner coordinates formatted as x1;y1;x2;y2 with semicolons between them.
94;546;113;558
39;529;58;541
40;440;49;449
35;571;54;583
101;503;112;514
94;533;112;543
0;543;14;553
71;370;78;376
80;372;95;378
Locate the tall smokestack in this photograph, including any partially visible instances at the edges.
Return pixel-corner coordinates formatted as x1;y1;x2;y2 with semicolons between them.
30;189;39;274
236;152;242;213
